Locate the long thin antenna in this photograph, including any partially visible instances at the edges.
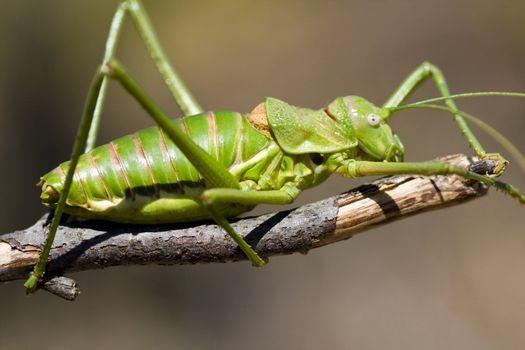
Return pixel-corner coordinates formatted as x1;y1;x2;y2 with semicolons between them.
390;91;525;112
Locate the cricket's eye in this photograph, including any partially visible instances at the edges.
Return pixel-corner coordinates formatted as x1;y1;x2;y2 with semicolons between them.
367;113;381;127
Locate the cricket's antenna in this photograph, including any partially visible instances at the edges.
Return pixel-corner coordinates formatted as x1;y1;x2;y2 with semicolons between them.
391;91;525;111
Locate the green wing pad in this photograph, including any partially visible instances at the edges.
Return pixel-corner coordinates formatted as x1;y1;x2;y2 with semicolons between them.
264;97;356;154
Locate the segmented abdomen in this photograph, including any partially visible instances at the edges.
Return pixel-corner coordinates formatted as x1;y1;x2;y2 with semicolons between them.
40;111;271;219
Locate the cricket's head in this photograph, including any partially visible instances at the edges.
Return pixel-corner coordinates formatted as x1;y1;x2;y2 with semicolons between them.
260;96;403;162
327;96;404;162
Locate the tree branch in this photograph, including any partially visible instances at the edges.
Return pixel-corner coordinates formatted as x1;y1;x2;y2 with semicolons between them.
0;154;489;300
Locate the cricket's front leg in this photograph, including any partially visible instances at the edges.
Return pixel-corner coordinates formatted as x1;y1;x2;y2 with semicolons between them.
383;61;508;175
345;160;525;204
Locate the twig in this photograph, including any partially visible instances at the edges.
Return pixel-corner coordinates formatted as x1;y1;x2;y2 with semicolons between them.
0;154;488;300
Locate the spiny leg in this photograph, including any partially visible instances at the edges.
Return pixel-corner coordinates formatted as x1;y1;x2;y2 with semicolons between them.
383;62;507;172
346;160;525;204
86;0;203;151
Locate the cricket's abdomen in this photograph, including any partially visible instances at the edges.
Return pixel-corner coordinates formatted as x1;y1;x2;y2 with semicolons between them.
40;111;272;223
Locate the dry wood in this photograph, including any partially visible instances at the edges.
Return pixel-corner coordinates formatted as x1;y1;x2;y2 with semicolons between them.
0;154;489;300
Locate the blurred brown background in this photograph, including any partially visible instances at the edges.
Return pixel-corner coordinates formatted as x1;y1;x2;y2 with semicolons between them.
1;0;525;349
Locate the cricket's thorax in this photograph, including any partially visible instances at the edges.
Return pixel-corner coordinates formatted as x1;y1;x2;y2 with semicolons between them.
40;110;325;223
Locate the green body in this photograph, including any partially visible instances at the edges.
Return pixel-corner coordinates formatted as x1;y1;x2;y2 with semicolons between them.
40;96;403;224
